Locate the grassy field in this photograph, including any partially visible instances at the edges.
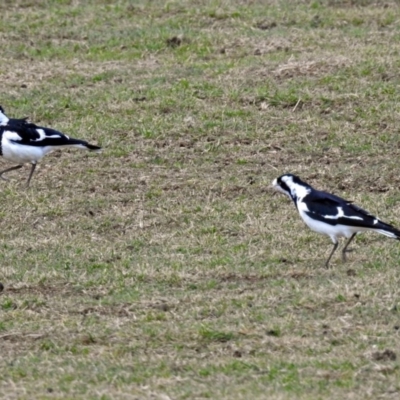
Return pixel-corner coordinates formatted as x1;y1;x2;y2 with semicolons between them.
1;0;400;398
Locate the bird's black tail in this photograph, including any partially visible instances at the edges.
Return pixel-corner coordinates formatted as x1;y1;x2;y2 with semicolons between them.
63;138;102;152
374;220;400;240
84;142;102;151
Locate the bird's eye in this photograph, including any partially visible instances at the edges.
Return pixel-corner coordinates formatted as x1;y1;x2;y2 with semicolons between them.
279;180;290;192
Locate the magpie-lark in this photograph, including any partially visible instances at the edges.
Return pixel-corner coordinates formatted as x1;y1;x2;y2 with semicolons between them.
272;173;400;267
0;107;101;187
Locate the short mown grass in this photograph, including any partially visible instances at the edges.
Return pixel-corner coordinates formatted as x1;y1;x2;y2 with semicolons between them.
1;0;400;399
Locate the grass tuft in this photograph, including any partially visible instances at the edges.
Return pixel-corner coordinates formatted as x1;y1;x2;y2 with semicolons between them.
1;0;400;399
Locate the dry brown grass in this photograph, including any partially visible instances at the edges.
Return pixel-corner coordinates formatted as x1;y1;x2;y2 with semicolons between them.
1;0;400;399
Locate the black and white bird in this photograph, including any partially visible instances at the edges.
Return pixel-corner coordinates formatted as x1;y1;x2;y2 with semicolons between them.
272;173;400;267
0;106;101;187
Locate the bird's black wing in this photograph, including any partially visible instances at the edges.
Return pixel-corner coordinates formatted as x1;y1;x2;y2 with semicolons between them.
3;123;101;150
2;124;69;147
303;189;378;228
0;124;40;142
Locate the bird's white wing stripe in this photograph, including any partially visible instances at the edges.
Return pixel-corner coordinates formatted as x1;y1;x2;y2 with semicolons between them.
343;215;363;220
317;206;363;221
324;214;364;220
36;129;46;140
35;128;63;141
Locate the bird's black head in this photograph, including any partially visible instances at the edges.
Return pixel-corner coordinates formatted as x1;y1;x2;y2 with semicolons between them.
272;173;310;202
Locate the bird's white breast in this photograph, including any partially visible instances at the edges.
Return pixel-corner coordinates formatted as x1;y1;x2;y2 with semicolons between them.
1;131;47;163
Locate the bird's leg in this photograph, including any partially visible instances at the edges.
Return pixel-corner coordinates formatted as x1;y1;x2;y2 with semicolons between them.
0;165;23;181
342;233;356;262
26;163;37;188
325;242;339;268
